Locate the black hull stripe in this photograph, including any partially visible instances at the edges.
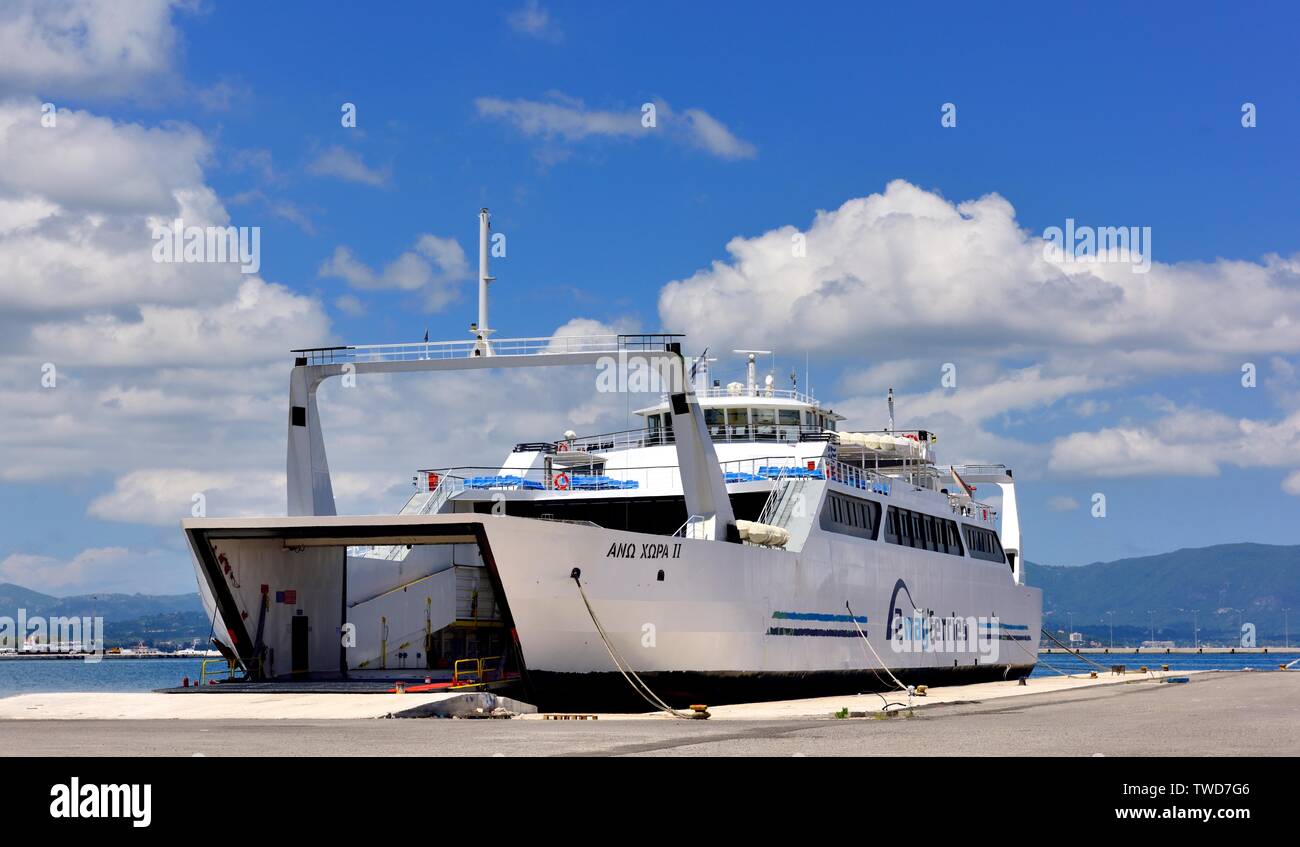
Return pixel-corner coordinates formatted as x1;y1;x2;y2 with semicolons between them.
517;663;1037;712
766;627;861;637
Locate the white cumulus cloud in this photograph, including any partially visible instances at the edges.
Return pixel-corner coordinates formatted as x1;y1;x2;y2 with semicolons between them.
0;0;187;99
318;234;470;312
1046;495;1080;512
306;145;391;187
506;1;562;42
0;546;189;594
475;93;757;160
658;180;1300;369
1049;405;1300;487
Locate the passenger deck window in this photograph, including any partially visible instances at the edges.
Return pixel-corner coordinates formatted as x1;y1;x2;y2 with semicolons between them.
883;507;965;557
819;494;881;541
962;524;1006;564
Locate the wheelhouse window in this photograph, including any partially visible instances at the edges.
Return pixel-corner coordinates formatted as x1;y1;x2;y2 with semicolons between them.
646;413;674;444
704;407;724;435
726;406;748;435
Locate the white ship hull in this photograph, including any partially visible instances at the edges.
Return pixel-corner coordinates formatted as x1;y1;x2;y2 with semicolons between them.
485;515;1041;708
185;507;1039;709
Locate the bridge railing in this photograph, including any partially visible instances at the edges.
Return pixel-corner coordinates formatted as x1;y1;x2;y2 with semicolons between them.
292;333;682;365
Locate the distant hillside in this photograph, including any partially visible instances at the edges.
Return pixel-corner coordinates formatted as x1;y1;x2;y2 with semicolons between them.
0;583;205;648
0;583;201;619
1026;543;1300;644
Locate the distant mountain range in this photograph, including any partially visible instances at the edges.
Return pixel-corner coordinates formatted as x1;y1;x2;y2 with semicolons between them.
1027;543;1300;645
1;542;1296;648
0;584;202;619
0;583;207;649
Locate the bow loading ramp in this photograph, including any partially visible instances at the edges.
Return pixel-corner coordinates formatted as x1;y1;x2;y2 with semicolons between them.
182;514;525;691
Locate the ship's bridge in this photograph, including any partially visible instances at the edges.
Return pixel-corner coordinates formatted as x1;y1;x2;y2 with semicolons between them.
637;387;844;444
634;350;845;445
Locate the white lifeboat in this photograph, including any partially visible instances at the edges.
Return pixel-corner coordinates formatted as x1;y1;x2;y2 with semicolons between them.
837;431;923;456
735;519;790;548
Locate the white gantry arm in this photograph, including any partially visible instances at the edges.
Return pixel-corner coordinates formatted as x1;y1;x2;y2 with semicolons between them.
997;481;1023;585
668;389;738;542
285;337;738;542
287;364;336;517
951;464;1023;585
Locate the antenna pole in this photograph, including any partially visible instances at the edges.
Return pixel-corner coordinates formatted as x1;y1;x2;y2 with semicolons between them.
887;387;895;432
733;349;772;397
478;208;494;339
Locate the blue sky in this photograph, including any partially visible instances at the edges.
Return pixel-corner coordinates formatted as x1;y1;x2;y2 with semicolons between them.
0;1;1298;594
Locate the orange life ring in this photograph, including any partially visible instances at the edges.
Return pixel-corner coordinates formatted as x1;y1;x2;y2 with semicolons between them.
557;441;569;452
553;473;570;490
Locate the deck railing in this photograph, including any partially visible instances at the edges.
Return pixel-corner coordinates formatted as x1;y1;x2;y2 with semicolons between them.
292;333;682;365
406;457;999;523
821;457;998;522
546;424;829;455
663;386;823;406
412;456;817;497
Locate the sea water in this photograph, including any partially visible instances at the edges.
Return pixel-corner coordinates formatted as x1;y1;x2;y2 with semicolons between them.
1029;650;1292;677
0;658;205;698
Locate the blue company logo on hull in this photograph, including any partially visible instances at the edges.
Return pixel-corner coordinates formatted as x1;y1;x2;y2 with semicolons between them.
766;610;868;637
885;578;1006;662
979;621;1032;642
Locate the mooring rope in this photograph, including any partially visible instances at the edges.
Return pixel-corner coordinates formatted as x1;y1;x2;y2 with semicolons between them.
1039;627;1113;672
571;571;691;719
845;601;911;710
1006;633;1090;679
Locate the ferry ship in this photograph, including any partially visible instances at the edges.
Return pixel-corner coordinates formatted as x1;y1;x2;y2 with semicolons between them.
183;209;1041;710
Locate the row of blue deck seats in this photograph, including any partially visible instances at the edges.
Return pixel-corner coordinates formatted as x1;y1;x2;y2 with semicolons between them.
756;466;826;479
464;475;544;490
469;470;861;490
569;475;639;490
464;474;641;490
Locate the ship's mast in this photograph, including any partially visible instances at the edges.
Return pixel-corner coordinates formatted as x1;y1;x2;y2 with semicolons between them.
733;349;771;395
475;207;495;354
